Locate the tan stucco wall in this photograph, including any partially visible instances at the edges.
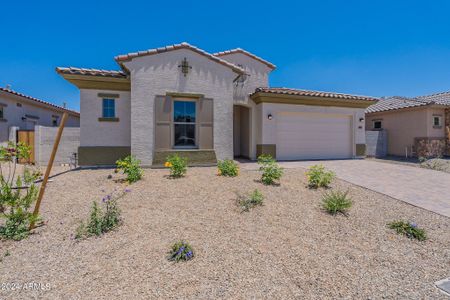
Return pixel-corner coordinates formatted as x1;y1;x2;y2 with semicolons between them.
79;89;131;147
0;92;79;143
366;107;446;156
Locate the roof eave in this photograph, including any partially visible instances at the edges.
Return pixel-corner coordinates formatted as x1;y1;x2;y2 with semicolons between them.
251;92;377;108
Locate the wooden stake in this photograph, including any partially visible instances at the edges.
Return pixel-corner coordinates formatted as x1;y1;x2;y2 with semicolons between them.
30;112;69;230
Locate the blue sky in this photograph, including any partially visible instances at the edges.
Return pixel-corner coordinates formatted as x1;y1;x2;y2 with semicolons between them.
2;0;450;111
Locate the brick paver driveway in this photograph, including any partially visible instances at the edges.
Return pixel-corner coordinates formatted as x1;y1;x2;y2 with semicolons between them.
242;159;450;217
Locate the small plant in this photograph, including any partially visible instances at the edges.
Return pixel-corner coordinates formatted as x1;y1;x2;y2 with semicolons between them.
238;189;264;212
388;220;427;241
168;241;194;262
165;154;188;178
75;189;128;239
0;142;41;241
322;190;352;215
306;165;335;188
419;157;447;172
116;155;143;183
257;154;283;185
217;159;239;177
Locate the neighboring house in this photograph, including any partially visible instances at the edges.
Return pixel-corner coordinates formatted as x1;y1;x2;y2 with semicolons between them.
366;93;450;157
57;42;377;167
0;87;80;143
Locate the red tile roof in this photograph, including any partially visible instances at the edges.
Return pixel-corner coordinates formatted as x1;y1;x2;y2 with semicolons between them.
56;67;127;78
213;48;276;70
0;87;80;116
115;42;245;74
252;87;378;102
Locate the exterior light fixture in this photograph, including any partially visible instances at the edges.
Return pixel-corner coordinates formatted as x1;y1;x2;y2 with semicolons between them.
178;57;192;77
268;114;273;120
359;117;364;122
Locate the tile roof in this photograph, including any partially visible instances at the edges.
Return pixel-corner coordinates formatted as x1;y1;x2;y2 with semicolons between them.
213;48;276;70
252;87;378;102
115;42;245;74
365;96;431;113
416;91;450;105
0;87;80;116
56;67;127;78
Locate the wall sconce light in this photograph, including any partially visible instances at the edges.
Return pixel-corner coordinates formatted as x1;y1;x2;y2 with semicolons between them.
359;117;364;122
267;114;273;120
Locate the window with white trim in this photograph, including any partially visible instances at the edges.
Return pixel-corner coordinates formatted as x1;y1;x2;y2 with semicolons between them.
373;120;382;129
433;116;442;127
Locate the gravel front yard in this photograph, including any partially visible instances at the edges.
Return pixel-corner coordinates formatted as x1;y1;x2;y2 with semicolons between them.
1;166;449;299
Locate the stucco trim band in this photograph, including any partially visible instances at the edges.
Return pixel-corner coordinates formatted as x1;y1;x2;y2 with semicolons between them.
78;146;131;166
251;93;374;108
256;144;276;159
57;74;131;91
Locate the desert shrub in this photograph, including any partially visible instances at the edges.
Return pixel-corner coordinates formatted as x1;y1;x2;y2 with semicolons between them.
322;190;352;215
0;142;41;241
168;241;194;262
257;154;283;185
306;165;335;188
388;220;427;241
116;155;143;183
75;189;127;239
238;189;264;212
165;154;188;178
419;157;447;172
217;159;239;177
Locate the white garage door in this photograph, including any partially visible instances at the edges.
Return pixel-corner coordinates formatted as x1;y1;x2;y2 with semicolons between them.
276;112;353;160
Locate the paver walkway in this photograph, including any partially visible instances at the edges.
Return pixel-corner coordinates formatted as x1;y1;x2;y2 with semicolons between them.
241;159;450;218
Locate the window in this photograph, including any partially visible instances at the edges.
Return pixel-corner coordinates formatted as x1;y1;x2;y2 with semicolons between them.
173;100;196;147
0;107;3;119
102;99;115;118
373;120;382;129
52;116;59;127
433;116;442;127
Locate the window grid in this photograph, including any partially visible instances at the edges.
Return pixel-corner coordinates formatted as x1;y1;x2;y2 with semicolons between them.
102;99;115;118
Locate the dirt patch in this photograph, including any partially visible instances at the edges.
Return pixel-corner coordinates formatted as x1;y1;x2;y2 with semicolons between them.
1;167;449;299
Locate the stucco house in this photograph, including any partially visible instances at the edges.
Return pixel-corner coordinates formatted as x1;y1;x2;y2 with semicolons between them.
366;93;450;157
0;87;80;142
57;42;377;167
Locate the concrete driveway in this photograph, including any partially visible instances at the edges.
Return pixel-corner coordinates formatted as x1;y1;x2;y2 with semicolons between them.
242;159;450;218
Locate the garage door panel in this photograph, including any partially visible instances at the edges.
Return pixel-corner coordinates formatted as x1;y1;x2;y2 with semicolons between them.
276;112;352;160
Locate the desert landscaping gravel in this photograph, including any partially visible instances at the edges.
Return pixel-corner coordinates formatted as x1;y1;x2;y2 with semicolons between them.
1;166;449;299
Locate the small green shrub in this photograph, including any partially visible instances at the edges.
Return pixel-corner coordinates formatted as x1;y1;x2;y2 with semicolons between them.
322;190;352;215
217;159;239;177
257;154;283;185
116;155;143;183
238;189;264;212
306;165;335;188
388;220;427;241
0;142;40;241
75;190;126;239
165;154;188;178
168;241;194;262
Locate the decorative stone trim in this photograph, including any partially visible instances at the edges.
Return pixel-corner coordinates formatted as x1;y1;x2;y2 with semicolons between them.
98;93;120;99
78;146;131;166
152;150;216;167
98;117;119;122
414;137;446;158
356;144;366;156
256;144;276;159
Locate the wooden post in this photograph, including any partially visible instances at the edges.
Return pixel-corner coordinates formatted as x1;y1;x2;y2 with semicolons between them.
30;112;69;230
